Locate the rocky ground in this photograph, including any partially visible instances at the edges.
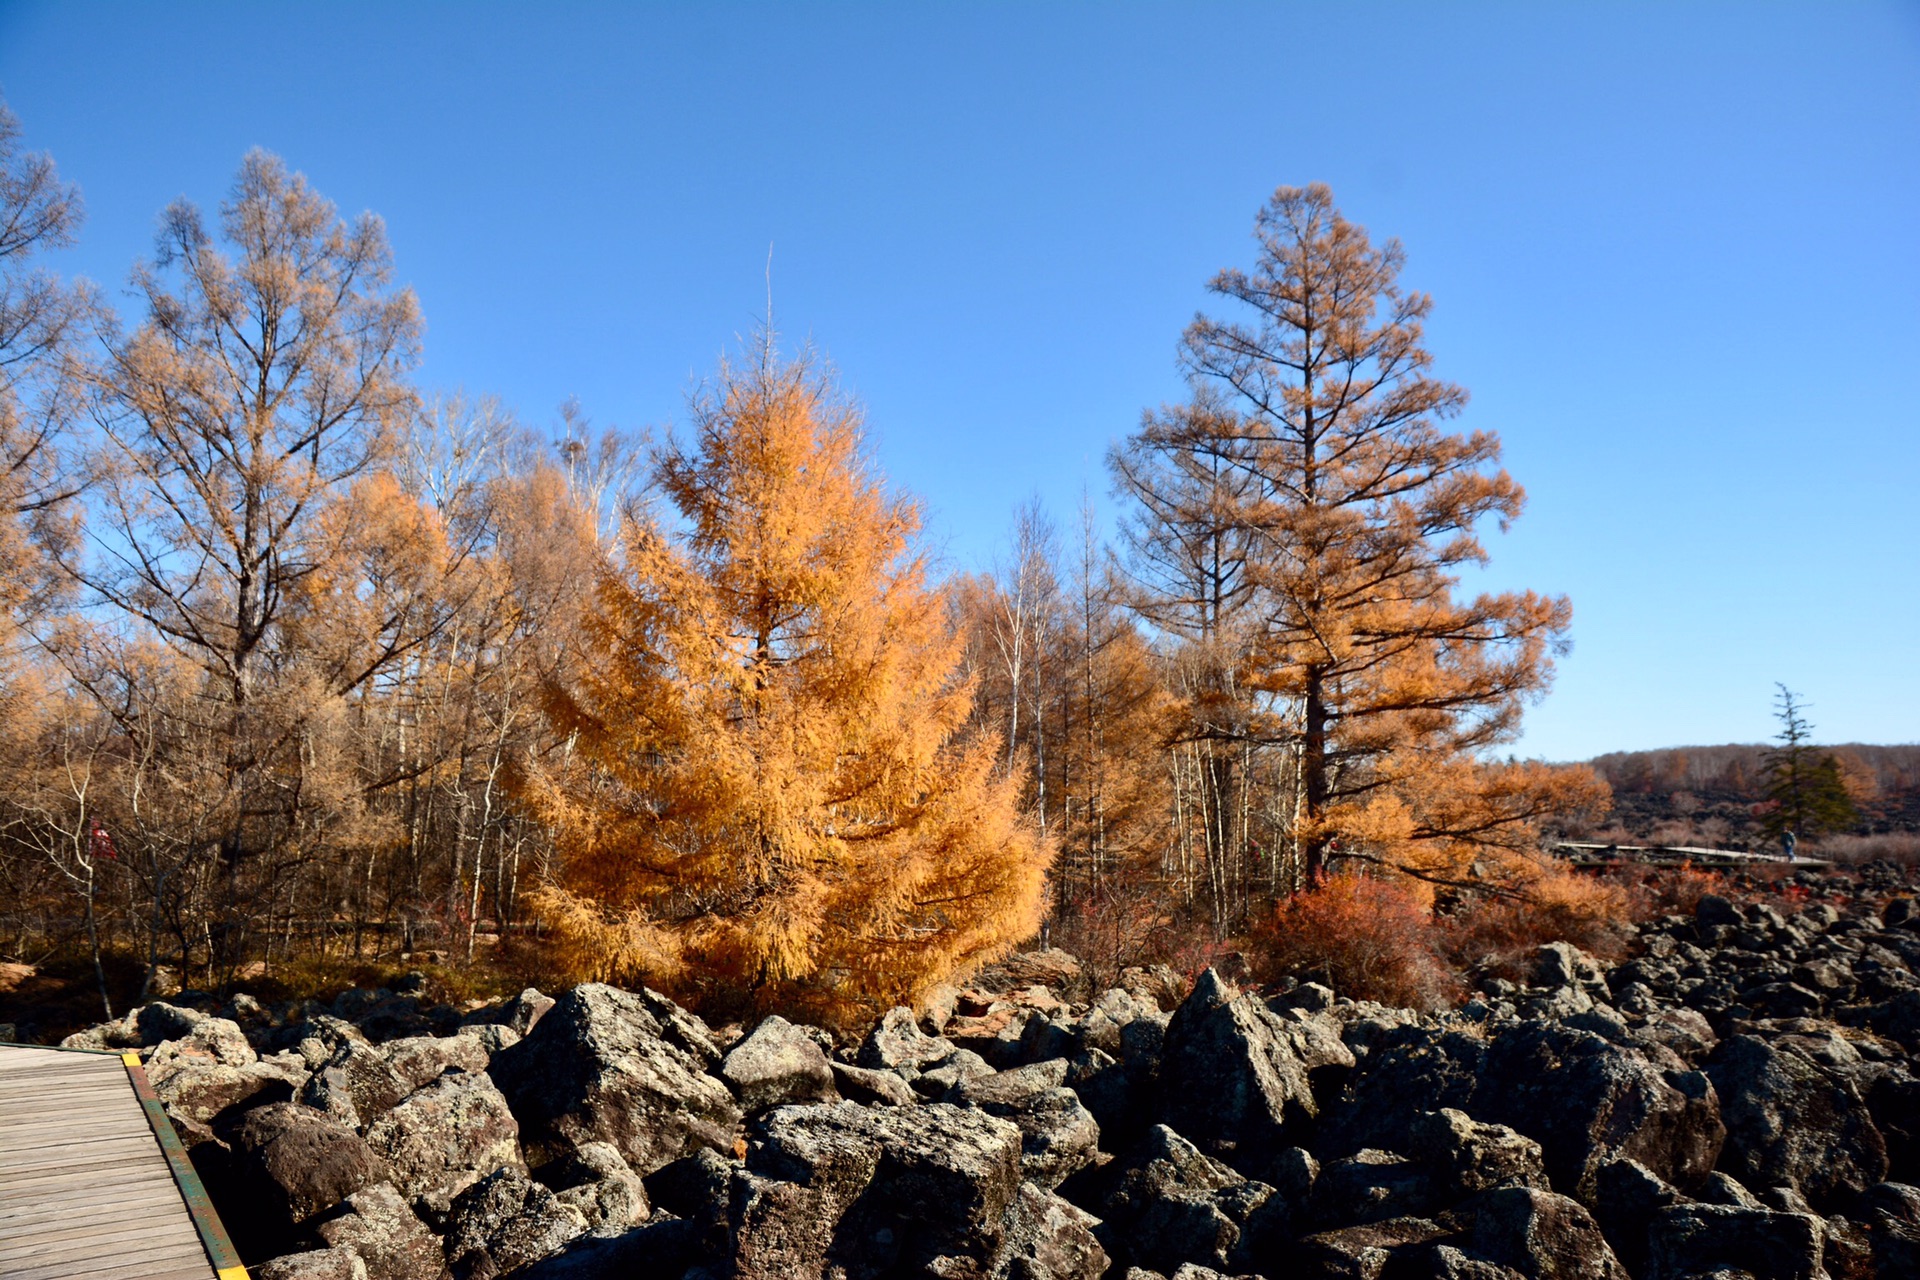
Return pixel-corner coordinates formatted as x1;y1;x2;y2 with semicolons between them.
51;863;1920;1280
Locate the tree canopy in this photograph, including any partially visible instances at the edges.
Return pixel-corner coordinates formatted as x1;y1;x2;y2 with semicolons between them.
521;347;1050;1024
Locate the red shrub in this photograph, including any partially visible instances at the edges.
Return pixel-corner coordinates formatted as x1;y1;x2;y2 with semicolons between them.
1247;872;1461;1012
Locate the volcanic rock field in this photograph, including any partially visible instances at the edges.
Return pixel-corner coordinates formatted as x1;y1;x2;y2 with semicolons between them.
57;864;1920;1280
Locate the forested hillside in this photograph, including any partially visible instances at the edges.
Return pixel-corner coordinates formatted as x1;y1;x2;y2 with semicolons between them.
1583;743;1920;854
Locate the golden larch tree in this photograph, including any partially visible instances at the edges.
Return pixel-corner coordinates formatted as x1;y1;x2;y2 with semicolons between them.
1123;184;1606;891
522;346;1050;1024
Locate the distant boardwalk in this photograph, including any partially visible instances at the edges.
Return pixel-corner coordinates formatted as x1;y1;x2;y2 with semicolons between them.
0;1044;234;1280
1550;840;1833;871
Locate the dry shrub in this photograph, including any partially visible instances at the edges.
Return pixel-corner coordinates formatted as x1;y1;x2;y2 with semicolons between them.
1248;872;1461;1012
1050;878;1178;992
1446;861;1642;981
1821;832;1920;865
1640;863;1728;916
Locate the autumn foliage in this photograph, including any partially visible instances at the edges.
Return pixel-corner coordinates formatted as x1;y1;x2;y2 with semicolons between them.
0;96;1634;1025
1249;871;1462;1011
519;349;1050;1025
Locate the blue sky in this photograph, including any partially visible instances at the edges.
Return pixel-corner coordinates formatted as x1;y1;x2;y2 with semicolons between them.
2;2;1915;761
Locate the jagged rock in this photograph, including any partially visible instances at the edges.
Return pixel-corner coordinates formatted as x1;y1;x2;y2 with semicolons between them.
732;1100;1025;1279
1410;1109;1548;1198
719;1014;840;1112
1318;1025;1489;1159
1634;1007;1720;1062
995;1180;1109;1280
302;1038;412;1133
1395;1244;1528;1279
255;1248;370;1280
1463;1186;1628;1280
1294;1216;1453;1278
1535;943;1607;992
353;996;440;1043
1644;1204;1827;1280
474;988;555;1036
233;1102;389;1230
313;1181;449;1280
1697;896;1742;929
381;1034;491;1093
1100;1124;1283;1274
144;1014;257;1079
1156;968;1326;1162
1707;1033;1888;1209
455;1023;521;1057
643;1146;735;1262
1077;988;1156;1056
363;1069;522;1215
487;983;741;1175
440;1167;585;1278
859;1006;960;1072
1591;1159;1686;1276
950;1058;1101;1189
1475;1023;1724;1200
916;1046;998;1096
1697;1170;1765;1209
155;1058;303;1126
1312;1149;1440;1228
830;1059;917;1107
976;949;1087;1000
536;1140;648;1230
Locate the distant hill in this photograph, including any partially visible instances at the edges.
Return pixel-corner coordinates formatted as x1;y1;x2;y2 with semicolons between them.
1579;743;1920;856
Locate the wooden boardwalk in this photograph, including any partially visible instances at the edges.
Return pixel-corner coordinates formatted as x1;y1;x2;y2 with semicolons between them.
0;1044;239;1280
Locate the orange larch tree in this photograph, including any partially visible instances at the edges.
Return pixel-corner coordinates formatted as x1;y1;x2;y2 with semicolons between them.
1122;183;1606;892
521;344;1050;1025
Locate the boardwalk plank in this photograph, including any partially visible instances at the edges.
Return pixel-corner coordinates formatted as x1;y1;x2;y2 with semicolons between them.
0;1045;216;1280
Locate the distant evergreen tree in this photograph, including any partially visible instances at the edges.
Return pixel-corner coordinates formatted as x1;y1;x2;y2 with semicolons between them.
1760;684;1859;845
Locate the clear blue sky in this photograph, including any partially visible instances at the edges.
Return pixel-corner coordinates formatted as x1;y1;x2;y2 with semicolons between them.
2;2;1915;761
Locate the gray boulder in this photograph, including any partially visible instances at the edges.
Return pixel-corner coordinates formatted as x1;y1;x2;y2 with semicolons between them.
301;1038;412;1133
312;1181;448;1280
858;1005;960;1072
154;1057;304;1126
486;983;741;1175
1707;1033;1888;1210
233;1102;389;1230
1100;1124;1283;1275
719;1014;839;1112
1464;1186;1628;1280
1591;1159;1687;1276
380;1034;491;1094
1475;1023;1725;1201
731;1099;1026;1279
1294;1216;1454;1278
994;1180;1109;1280
1311;1149;1439;1228
830;1059;917;1107
950;1058;1101;1189
1644;1203;1828;1280
536;1140;648;1230
442;1167;586;1279
254;1249;370;1280
363;1070;523;1215
1156;968;1330;1162
1410;1109;1549;1199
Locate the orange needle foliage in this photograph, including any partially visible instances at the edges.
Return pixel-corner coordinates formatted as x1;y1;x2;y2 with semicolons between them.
1123;184;1608;893
519;348;1051;1026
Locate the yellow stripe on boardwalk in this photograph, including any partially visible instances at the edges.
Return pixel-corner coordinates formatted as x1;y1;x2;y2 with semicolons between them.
0;1044;242;1279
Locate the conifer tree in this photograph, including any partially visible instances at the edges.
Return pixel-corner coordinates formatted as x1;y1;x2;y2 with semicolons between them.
522;345;1050;1023
1118;184;1606;891
1760;684;1858;846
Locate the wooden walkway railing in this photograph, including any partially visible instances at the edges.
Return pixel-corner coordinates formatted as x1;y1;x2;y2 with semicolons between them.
0;1043;245;1280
